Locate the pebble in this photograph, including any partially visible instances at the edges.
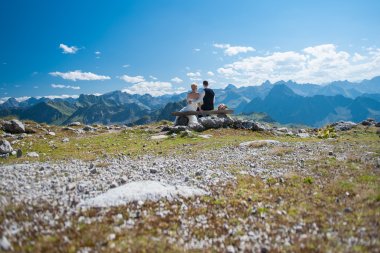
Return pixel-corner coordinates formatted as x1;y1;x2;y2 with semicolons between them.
226;245;235;253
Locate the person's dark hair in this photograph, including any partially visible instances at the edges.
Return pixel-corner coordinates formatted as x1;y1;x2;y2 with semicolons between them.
203;80;209;87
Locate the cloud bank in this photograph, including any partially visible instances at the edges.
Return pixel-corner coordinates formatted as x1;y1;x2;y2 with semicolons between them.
51;84;80;90
50;70;111;81
216;44;380;86
123;81;186;96
120;74;145;83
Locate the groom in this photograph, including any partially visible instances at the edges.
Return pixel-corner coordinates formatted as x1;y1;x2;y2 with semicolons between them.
198;80;215;117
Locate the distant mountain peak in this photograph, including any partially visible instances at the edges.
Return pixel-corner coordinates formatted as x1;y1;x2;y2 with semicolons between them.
225;84;237;90
267;84;297;97
262;80;272;86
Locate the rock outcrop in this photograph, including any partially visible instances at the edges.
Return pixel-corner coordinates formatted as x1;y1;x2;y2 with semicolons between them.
1;119;25;134
170;116;268;132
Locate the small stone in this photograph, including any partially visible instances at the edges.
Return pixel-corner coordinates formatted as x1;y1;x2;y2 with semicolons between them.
47;131;56;136
16;149;22;158
90;168;97;174
344;207;353;213
108;233;116;241
39;166;45;171
226;245;235;253
195;171;202;177
62;138;70;143
260;247;269;253
150;168;158;174
328;151;334;156
120;176;128;184
275;197;283;204
66;183;76;191
110;181;118;188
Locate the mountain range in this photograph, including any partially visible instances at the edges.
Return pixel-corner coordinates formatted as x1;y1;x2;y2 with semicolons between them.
1;76;380;127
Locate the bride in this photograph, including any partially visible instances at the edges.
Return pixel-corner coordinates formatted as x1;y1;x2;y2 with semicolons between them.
175;83;203;125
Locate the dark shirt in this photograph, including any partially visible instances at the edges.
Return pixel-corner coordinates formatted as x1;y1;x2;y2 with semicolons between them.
201;88;215;110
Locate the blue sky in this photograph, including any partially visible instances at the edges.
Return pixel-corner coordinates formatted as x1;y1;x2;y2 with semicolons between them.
0;0;379;100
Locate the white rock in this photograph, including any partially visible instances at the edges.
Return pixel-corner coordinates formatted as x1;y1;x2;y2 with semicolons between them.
151;135;168;140
199;134;212;139
80;180;207;207
68;122;81;127
108;233;116;241
47;132;56;136
26;152;39;158
0;236;12;251
62;138;70;143
0;139;13;154
239;140;281;147
297;133;310;138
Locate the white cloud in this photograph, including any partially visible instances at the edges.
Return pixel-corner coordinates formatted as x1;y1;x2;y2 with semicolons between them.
33;86;39;89
122;64;130;68
122;81;186;96
352;53;366;62
149;75;158;80
51;84;81;90
59;43;79;54
42;94;80;100
207;71;215;76
194;48;201;52
213;43;255;56
120;74;145;83
186;71;202;81
95;51;101;55
50;70;111;81
216;44;380;86
171;77;183;83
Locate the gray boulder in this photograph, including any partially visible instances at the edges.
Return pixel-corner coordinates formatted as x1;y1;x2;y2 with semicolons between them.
188;123;205;132
0;139;13;154
361;118;375;126
68;122;82;127
331;121;357;131
2;119;25;134
83;125;97;132
198;116;234;129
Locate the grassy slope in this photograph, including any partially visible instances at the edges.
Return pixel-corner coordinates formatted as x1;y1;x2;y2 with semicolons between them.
0;124;379;252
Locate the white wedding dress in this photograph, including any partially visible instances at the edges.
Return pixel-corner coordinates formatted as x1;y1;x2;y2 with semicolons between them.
175;94;203;125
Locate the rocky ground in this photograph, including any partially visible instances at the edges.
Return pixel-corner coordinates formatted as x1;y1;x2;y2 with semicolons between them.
0;118;379;252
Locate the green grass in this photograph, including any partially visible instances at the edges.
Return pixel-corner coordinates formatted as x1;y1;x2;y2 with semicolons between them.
1;123;380;252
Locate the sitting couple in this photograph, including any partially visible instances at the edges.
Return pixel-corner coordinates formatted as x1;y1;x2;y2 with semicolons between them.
175;80;215;125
